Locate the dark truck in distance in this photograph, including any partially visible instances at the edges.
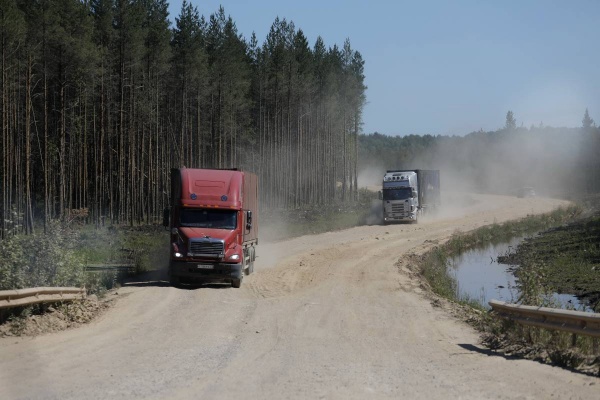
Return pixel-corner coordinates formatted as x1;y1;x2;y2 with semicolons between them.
163;168;258;288
379;169;440;223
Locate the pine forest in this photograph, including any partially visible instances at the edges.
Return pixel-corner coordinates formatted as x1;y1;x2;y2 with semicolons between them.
0;0;367;237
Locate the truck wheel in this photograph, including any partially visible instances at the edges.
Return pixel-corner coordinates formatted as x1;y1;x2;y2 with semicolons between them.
244;257;252;276
244;248;255;275
231;277;242;288
248;247;256;274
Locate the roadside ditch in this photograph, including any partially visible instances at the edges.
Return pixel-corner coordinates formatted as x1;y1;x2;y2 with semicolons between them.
415;203;599;375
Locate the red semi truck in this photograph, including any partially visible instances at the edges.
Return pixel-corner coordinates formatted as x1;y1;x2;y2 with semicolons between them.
163;168;258;288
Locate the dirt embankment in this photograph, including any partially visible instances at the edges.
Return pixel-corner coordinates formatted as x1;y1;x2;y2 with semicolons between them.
1;193;598;400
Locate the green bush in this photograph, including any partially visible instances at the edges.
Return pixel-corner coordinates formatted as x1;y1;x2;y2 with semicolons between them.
0;221;86;290
420;205;581;306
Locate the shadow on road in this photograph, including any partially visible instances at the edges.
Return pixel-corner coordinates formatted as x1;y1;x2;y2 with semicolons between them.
121;270;235;290
122;280;170;288
458;343;501;356
458;343;600;378
121;269;169;288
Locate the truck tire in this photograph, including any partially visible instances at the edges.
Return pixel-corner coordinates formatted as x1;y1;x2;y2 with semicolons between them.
231;277;242;288
248;247;255;274
244;247;255;275
244;250;252;275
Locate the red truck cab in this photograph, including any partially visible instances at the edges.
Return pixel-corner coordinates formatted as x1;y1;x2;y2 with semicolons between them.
164;168;258;288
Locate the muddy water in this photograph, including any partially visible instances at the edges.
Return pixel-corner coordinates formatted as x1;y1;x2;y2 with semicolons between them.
449;236;588;310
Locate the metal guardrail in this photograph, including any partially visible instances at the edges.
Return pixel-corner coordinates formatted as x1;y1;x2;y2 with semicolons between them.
489;299;600;338
85;264;135;273
0;287;86;310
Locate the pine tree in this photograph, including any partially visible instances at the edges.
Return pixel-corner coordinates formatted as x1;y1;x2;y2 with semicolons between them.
505;110;516;130
172;0;207;167
582;108;594;129
139;0;171;223
0;1;368;237
0;0;26;237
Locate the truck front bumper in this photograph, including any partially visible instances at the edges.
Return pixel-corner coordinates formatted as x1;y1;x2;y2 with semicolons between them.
169;260;243;283
384;212;417;222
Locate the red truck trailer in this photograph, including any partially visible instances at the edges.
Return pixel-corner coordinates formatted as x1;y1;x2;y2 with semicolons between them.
163;168;258;288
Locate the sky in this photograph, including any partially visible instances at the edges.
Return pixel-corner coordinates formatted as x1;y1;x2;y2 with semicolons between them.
167;0;600;136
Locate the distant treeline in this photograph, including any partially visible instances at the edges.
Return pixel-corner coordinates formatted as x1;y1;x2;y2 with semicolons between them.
359;123;600;198
0;0;366;237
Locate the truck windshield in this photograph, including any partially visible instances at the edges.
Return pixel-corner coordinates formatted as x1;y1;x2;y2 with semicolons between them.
179;209;237;230
382;187;413;201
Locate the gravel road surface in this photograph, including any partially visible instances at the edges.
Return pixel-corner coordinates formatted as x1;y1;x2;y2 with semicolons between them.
1;193;598;399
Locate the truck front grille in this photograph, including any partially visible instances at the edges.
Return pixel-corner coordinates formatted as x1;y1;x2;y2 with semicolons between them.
189;240;224;258
391;204;405;213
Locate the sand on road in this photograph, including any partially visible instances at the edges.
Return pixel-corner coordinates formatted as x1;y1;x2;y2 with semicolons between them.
1;193;597;399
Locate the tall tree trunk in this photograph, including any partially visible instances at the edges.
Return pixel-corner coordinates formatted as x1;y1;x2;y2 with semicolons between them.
24;54;33;233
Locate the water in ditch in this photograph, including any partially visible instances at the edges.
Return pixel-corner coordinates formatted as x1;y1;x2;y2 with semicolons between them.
449;235;590;311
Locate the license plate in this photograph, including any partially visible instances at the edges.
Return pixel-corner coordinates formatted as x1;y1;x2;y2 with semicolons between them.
196;264;214;269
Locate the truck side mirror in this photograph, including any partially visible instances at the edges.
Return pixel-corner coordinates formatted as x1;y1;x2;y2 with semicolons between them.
246;210;253;230
378;191;382;200
163;208;170;229
412;190;418;198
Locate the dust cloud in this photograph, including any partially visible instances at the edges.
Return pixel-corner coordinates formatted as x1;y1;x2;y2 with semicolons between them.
358;125;599;222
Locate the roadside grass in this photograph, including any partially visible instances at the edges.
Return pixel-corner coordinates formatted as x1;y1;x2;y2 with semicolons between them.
0;221;86;291
482;312;599;373
74;225;169;296
420;205;582;307
504;216;600;312
0;223;168;330
76;225;168;273
261;189;379;242
1;192;374;331
416;203;600;373
1;189;376;294
0;223;168;295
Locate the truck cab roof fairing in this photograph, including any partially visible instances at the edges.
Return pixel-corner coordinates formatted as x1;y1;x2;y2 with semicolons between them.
178;168;243;209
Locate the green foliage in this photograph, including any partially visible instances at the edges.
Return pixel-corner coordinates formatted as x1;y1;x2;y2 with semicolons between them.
420;205;599;367
120;227;169;273
74;225;169;273
418;205;581;305
483;319;599;368
261;189;377;241
0;222;169;292
0;221;85;290
420;247;457;299
507;212;600;311
1;1;368;238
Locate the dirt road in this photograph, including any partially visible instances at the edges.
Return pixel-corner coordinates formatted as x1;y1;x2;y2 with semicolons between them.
1;193;598;399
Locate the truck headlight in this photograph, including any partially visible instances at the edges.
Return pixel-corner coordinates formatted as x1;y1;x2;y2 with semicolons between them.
229;254;240;261
172;243;183;258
